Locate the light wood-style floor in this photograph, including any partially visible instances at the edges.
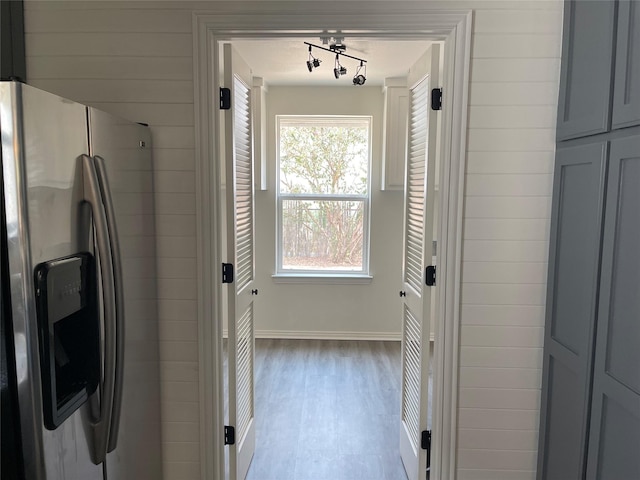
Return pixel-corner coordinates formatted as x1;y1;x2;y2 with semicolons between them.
225;339;418;480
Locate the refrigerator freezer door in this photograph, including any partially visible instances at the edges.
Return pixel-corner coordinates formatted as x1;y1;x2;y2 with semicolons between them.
1;82;104;480
88;108;163;480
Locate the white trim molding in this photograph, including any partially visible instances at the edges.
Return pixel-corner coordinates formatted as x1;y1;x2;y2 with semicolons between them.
431;11;473;480
222;330;438;342
225;330;403;341
193;5;472;480
271;274;373;285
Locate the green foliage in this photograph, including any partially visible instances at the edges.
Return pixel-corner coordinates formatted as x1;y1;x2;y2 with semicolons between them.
279;123;369;269
280;125;368;195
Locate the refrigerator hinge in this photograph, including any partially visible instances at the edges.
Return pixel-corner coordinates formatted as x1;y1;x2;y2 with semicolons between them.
220;87;231;110
425;265;436;286
431;88;442;110
222;263;234;284
224;425;235;445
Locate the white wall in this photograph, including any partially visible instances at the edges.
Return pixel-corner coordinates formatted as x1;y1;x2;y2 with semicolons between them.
457;5;561;478
253;86;404;339
23;1;562;479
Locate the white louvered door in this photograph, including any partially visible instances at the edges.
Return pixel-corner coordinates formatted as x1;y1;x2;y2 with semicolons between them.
399;44;440;480
224;44;256;480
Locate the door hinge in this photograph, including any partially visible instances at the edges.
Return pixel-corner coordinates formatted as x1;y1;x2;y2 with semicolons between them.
425;265;436;286
422;429;432;478
421;429;431;450
222;263;234;283
431;88;442;110
224;425;235;445
220;87;231;110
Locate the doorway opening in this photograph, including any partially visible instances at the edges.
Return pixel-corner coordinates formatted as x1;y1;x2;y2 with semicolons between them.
192;8;472;480
221;34;442;480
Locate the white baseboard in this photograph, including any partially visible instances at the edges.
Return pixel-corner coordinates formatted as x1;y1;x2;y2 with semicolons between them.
222;329;435;342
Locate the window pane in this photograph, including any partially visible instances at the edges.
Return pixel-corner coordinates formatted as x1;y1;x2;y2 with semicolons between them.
279;122;369;195
282;199;364;271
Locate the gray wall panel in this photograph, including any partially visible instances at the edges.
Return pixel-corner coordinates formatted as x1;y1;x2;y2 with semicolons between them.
542;358;583;480
595;395;640;480
550;161;601;353
544;1;640;477
587;134;640;480
612;0;640;129
605;153;640;392
537;142;608;480
557;0;616;141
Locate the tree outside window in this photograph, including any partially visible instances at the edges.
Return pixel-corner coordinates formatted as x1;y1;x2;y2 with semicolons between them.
277;116;371;274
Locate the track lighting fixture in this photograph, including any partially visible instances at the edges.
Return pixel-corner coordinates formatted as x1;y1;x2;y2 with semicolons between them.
303;41;367;82
353;61;366;86
334;55;347;79
306;45;322;72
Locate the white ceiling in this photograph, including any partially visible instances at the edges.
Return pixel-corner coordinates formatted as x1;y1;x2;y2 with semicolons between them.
231;38;433;87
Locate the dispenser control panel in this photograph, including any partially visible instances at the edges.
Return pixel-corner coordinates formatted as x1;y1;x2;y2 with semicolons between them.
34;253;100;430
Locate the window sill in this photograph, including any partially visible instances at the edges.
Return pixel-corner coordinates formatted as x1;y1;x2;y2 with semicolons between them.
271;274;373;285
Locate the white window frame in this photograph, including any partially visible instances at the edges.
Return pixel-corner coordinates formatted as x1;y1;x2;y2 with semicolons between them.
275;115;373;280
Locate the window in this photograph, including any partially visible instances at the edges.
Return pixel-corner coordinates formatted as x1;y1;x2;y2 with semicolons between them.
276;116;372;277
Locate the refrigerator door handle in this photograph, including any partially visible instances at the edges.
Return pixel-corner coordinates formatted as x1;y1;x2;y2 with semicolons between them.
94;155;125;453
82;155;117;465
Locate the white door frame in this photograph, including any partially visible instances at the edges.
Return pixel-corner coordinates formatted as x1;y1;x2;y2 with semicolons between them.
193;5;472;480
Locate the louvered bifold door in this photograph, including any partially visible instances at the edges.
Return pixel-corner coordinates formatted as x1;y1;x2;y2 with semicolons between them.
224;44;256;480
399;44;440;480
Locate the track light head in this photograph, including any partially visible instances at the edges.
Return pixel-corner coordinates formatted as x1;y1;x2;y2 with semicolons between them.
307;45;322;72
352;61;367;85
334;55;346;79
334;66;347;79
307;46;321;72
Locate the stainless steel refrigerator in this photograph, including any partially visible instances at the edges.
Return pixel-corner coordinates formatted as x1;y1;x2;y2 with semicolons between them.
1;82;162;480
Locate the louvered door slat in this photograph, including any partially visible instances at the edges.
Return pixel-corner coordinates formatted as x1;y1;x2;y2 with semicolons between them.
402;304;422;449
234;75;254;294
236;305;254;442
404;77;429;294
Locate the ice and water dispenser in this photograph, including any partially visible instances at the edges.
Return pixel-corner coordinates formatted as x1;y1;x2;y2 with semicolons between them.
34;253;100;429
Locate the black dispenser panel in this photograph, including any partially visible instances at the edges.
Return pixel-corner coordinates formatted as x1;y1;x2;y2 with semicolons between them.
34;253;100;430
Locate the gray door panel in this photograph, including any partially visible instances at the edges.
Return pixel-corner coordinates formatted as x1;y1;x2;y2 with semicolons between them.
586;134;640;480
557;0;616;141
537;142;608;480
612;0;640;130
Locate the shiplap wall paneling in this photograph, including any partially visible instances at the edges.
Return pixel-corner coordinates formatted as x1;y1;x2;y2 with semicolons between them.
460;1;562;479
